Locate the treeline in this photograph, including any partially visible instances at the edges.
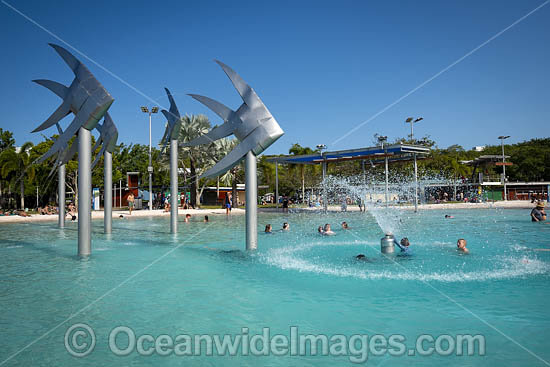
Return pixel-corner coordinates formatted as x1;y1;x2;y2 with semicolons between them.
1;124;549;209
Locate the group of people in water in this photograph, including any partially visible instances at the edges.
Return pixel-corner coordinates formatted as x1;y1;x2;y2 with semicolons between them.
263;217;470;260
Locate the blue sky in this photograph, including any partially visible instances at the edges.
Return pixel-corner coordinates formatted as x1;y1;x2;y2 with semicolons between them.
1;0;549;154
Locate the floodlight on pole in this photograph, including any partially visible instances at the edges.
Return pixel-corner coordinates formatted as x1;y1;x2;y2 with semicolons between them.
498;135;510;201
141;106;159;210
317;144;328;211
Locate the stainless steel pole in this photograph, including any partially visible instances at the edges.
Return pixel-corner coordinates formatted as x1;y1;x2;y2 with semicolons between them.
119;180;122;208
385;148;389;208
502;140;507;201
58;164;65;228
245;151;258;250
322;160;327;212
148;112;153;210
275;162;279;209
170;139;178;233
78;127;91;256
104;151;112;233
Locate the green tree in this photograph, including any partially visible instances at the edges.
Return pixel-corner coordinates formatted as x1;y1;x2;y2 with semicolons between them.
288;143;316;202
0;142;36;209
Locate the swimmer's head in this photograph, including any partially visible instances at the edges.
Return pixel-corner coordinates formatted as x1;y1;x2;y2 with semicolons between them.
400;238;410;247
318;226;324;233
356;254;366;260
265;224;272;232
324;223;331;231
283;222;289;229
457;238;467;248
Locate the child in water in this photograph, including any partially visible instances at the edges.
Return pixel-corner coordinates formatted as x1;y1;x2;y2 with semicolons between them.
394;237;412;255
282;222;290;231
265;224;273;233
317;226;324;235
323;224;335;235
457;238;469;253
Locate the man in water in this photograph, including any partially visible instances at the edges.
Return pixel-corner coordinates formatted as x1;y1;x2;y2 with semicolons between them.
282;222;290;231
341;221;350;229
457;238;469;253
531;201;546;222
394;237;412;255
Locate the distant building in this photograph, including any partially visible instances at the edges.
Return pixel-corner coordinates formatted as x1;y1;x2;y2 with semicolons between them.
473;146;486;152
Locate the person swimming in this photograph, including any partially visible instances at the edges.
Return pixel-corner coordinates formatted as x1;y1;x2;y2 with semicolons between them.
341;221;350;229
204;215;209;223
282;222;290;231
318;226;324;235
445;215;454;219
265;224;273;233
457;238;469;253
355;254;371;262
394;237;412;255
323;224;335;235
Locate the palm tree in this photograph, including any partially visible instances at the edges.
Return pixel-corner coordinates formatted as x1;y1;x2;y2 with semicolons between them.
216;139;240;207
178;114;215;207
0;142;35;209
288;143;315;203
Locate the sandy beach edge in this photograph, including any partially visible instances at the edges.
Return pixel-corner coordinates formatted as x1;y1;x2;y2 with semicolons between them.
0;200;538;224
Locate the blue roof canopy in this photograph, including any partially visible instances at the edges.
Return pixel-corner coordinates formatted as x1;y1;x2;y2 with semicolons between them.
266;144;430;165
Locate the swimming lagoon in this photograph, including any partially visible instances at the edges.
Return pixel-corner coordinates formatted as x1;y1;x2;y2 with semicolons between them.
0;208;549;366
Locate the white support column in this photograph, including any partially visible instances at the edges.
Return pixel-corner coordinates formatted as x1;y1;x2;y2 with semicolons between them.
170;139;178;233
104;151;112;234
58;164;65;228
245;151;258;250
78;127;92;256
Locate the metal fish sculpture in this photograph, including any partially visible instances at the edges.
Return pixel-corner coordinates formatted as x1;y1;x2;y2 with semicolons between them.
33;78;118;170
182;60;284;178
91;113;118;168
31;43;114;162
160;87;182;151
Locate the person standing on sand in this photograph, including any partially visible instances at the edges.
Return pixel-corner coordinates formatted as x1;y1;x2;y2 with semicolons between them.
225;193;232;215
127;192;135;215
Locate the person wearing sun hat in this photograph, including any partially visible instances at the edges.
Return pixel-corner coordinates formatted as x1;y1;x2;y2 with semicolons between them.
531;201;546;222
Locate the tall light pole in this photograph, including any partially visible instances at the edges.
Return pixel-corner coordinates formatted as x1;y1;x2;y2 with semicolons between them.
141;106;159;210
317;144;327;212
498;135;510;201
378;136;388;207
405;117;423;212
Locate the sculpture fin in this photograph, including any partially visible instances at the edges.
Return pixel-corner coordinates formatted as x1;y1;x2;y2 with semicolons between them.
181;121;235;147
199;132;260;179
164;88;180;118
91;145;106;169
188;94;233;121
33;79;69;99
31;99;71;133
48;43;94;82
214;60;262;108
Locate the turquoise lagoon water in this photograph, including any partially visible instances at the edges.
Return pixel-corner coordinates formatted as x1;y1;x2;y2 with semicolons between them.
1;208;549;366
